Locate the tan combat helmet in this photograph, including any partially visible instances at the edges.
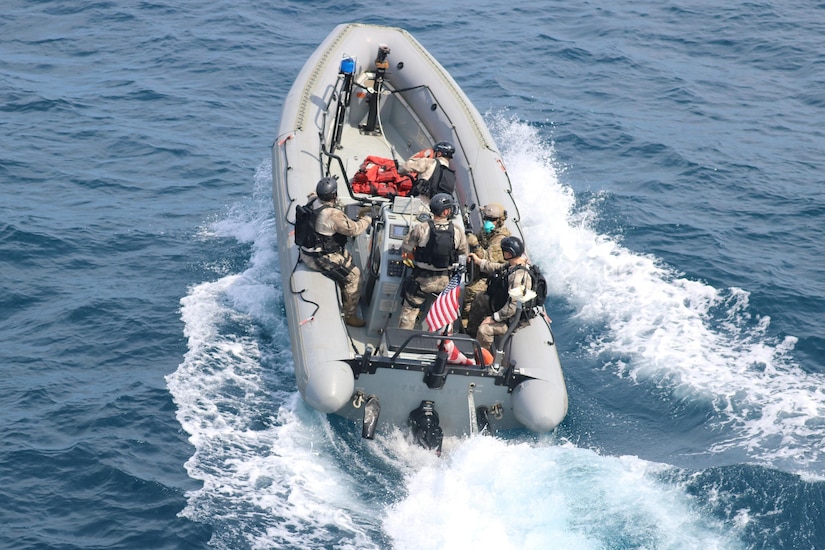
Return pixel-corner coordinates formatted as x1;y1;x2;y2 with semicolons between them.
480;202;507;220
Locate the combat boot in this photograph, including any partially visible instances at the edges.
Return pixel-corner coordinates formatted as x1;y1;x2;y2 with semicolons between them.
345;315;366;328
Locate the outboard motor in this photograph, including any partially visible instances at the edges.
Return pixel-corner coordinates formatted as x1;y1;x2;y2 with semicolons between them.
408;400;443;456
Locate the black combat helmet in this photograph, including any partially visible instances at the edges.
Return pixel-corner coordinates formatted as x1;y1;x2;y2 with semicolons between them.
316;177;338;201
430;193;456;218
500;236;525;258
433;141;455;159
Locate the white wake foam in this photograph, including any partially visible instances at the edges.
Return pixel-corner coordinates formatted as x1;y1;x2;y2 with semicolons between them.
488;113;825;473
168;163;386;549
168;117;823;547
384;437;741;550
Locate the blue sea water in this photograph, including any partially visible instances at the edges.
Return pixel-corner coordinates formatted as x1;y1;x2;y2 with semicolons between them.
2;1;824;548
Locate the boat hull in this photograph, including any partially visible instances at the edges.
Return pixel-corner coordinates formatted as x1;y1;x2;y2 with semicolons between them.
272;23;567;441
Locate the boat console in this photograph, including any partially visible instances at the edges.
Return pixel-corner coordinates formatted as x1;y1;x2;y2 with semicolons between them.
352;195;468;339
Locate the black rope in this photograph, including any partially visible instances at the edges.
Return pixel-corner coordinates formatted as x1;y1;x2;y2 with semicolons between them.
289;257;320;324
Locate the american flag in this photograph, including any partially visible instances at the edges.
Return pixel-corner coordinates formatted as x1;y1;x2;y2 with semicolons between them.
425;272;462;333
426;272;480;366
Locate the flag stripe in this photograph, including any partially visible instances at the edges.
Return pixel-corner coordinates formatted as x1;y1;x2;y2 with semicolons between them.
443;339;474;365
426;272;475;365
425;272;462;332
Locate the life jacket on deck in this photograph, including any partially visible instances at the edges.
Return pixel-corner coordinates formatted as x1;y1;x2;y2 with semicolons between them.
350;156;414;198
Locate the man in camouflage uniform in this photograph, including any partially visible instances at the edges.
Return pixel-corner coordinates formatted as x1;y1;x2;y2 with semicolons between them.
400;141;456;208
461;203;510;322
466;236;533;350
299;177;372;327
398;193;468;330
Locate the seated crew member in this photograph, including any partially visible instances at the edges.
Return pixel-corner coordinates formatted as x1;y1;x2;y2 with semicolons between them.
466;236;534;350
461;202;511;322
298;177;372;327
398;193;468;330
399;141;456;207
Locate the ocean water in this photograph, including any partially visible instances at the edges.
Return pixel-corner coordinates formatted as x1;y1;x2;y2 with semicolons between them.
2;1;824;548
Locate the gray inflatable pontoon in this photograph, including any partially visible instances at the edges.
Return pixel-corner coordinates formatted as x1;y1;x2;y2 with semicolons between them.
272;23;567;452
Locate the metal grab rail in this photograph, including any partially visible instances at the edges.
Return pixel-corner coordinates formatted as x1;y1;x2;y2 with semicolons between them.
388;331;486;366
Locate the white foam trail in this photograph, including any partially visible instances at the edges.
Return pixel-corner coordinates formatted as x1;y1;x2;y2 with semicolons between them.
168;164;388;549
384;437;742;550
487;114;825;472
169;121;819;546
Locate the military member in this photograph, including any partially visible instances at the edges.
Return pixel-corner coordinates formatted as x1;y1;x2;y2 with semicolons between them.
398;193;468;329
462;202;510;321
466;236;536;350
298;177;372;327
400;141;456;206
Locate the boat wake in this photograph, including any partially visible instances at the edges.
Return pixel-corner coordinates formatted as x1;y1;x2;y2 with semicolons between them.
164;113;825;550
385;437;741;550
166;165;388;548
487;113;825;475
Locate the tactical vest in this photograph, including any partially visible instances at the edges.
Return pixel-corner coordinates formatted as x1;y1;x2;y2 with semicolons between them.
430;162;456;196
479;228;510;263
412;162;456;198
414;220;456;269
298;203;348;254
486;264;541;317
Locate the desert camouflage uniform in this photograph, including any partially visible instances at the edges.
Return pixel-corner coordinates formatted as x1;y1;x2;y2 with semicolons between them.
299;197;371;318
398;218;468;329
401;151;451;208
461;225;511;319
467;259;533;350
